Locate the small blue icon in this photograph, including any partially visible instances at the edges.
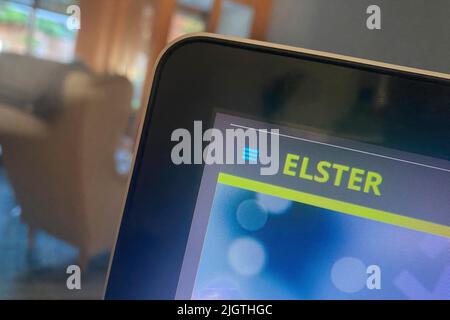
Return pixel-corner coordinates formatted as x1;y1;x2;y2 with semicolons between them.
243;147;258;162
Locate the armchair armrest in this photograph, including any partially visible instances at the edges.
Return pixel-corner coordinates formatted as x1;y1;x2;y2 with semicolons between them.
0;104;49;141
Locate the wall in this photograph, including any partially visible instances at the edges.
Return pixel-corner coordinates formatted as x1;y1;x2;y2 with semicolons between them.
267;0;450;73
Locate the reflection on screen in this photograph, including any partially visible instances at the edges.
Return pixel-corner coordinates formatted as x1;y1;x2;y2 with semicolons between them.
177;113;450;300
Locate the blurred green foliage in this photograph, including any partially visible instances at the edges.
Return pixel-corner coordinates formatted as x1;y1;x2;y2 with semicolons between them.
0;3;74;38
0;4;28;25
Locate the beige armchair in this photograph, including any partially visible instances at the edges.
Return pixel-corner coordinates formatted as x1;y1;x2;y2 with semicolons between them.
0;71;132;268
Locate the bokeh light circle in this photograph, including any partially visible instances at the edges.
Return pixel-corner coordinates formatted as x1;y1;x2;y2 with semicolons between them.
236;200;268;231
256;193;292;215
228;237;265;276
331;257;367;293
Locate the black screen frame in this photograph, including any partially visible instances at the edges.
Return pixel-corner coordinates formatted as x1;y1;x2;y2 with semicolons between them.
105;34;450;299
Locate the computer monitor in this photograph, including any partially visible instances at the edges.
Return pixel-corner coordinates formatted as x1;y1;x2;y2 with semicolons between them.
106;34;450;300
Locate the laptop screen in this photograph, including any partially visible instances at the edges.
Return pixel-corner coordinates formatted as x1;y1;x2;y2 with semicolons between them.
105;37;450;300
175;112;450;299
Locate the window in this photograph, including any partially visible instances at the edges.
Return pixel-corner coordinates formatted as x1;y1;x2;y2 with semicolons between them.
217;0;254;38
168;0;210;42
0;0;79;62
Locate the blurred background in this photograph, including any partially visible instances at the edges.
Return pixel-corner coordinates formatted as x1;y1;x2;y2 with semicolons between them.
0;0;448;299
0;0;276;300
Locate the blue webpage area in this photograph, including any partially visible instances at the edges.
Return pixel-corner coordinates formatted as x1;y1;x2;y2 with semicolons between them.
174;113;450;300
191;183;450;300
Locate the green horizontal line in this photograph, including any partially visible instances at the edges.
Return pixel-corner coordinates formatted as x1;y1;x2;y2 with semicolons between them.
218;173;450;238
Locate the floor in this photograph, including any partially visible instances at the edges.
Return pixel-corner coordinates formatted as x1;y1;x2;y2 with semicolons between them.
0;165;109;299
